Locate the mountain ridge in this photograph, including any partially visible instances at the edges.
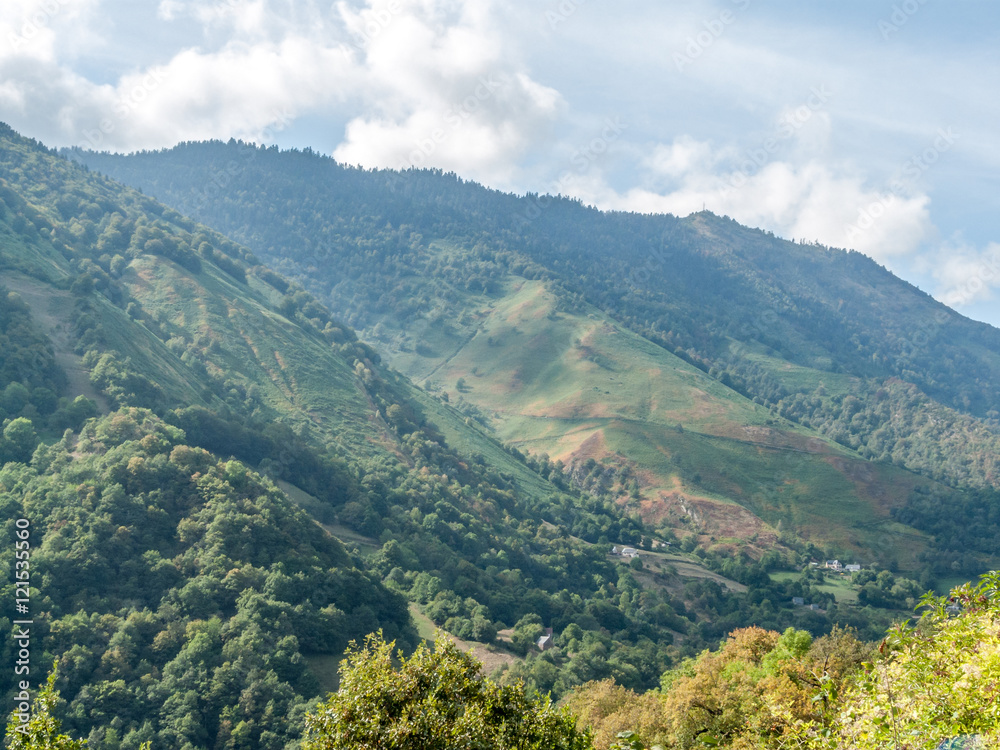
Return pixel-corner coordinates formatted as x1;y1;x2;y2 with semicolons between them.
67;138;1000;577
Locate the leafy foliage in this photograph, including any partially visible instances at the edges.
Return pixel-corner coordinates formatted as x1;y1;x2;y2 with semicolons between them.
4;666;87;750
303;631;591;750
0;285;96;440
0;122;871;744
568;625;870;749
0;125;997;750
0;409;415;748
821;572;1000;749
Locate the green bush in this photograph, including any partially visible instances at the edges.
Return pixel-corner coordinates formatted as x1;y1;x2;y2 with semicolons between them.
304;632;591;750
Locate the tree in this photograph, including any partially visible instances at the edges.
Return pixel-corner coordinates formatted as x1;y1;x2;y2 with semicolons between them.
565;680;668;750
570;625;869;750
2;417;38;463
821;572;1000;749
1;383;31;415
511;614;545;656
303;631;592;750
611;731;664;750
4;666;86;749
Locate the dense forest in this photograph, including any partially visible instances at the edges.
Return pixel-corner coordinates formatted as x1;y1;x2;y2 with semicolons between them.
12;573;1000;749
1;409;413;748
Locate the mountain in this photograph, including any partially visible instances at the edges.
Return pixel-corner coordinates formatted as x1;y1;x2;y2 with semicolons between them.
70;140;1000;578
3;123;911;748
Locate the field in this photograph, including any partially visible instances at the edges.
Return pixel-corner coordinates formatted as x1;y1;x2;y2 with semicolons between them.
408;604;521;677
633;550;747;593
769;571;859;604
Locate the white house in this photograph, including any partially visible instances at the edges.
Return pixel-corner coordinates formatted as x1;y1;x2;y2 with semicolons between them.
845;564;862;573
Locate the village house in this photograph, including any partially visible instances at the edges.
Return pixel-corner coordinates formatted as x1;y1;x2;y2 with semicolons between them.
536;627;555;651
611;545;639;558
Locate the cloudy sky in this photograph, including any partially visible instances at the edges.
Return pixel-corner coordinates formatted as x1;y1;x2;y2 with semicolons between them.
2;0;999;325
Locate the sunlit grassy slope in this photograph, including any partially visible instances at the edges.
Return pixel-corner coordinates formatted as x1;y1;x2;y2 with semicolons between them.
364;247;937;567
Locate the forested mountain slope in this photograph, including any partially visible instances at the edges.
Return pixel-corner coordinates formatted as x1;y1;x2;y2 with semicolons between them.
70;141;1000;577
73;141;1000;414
2;123;928;747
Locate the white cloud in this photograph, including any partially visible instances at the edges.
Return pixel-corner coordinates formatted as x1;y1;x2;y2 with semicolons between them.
153;0;287;37
1;0;561;186
567;124;933;262
929;243;1000;308
1;35;354;151
157;0;184;21
0;0;100;64
332;0;563;185
643;136;717;179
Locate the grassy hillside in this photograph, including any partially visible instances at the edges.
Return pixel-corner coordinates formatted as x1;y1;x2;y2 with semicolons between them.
393;271;934;564
69;141;1000;575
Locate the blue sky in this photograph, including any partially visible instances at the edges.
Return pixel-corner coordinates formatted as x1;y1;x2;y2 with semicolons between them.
2;0;999;325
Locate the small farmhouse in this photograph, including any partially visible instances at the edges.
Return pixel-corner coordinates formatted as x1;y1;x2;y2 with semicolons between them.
611;545;639;558
536;627;555;651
